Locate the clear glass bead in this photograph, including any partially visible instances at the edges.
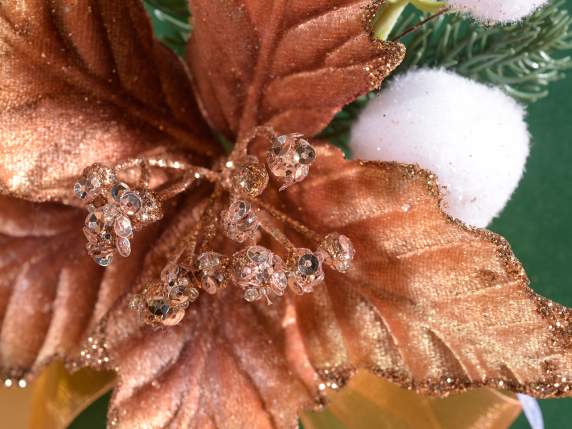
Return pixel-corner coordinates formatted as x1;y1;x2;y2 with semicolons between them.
75;164;116;201
269;268;288;296
196;252;228;294
221;200;259;243
85;211;106;235
146;297;176;325
161;264;181;287
244;287;260;302
233;246;288;303
232;156;269;197
161;307;186;326
114;215;133;238
267;134;316;191
74;178;89;199
116;237;131;257
111;182;130;202
319;233;355;272
290;248;324;293
168;283;192;306
87;243;114;267
95;254;113;267
120;191;142;215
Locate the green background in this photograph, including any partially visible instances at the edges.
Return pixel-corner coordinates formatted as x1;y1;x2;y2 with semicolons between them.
70;2;572;428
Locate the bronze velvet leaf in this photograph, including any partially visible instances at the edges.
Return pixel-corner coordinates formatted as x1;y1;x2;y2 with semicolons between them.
97;146;572;429
277;144;572;397
187;0;405;139
0;196;157;380
0;0;214;204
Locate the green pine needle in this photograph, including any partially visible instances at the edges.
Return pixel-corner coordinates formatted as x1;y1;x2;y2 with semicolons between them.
144;0;191;54
395;0;572;102
320;0;572;153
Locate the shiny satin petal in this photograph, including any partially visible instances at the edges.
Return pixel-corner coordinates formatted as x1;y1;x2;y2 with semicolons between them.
28;361;115;429
187;0;405;139
271;144;572;398
0;0;214;203
302;371;521;429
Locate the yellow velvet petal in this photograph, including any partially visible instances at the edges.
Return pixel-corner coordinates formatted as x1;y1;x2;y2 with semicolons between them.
301;371;522;429
28;361;115;429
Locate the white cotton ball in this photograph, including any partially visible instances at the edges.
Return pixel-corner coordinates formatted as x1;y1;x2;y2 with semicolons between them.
350;68;529;228
448;0;549;23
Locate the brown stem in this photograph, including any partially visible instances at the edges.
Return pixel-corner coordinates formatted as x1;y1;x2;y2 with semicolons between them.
257;213;296;251
114;158;152;188
231;126;277;162
157;167;221;201
236;0;289;138
391;7;450;42
249;198;322;243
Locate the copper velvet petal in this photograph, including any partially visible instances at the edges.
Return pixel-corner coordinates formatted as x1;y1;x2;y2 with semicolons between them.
276;144;572;397
187;0;405;139
0;196;157;381
0;0;213;204
103;197;314;429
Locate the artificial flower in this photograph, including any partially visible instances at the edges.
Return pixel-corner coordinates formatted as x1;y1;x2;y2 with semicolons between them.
0;1;570;428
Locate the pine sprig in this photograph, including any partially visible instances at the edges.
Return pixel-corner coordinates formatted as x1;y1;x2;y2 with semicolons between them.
320;0;572;152
395;0;572;102
144;0;191;54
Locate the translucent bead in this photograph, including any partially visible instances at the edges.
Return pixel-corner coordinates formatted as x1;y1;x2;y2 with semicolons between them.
232;156;269;197
161;264;181;287
267;134;316;191
233;246;288;303
161;307;186;326
74;178;89;200
86;243;114;267
221;200;259;243
116;237;131;257
196;252;228;294
84;211;107;235
95;254;113;267
244;287;260;302
111;182;130;202
289;248;324;294
134;190;163;225
168;284;192;306
319;233;355;272
146;297;185;326
114;215;133;238
120;191;143;216
74;164;116;201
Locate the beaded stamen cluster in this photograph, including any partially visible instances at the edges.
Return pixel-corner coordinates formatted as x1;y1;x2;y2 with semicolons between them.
74;131;355;327
74;163;163;266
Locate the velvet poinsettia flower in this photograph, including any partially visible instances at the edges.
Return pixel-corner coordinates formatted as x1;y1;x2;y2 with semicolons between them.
0;1;571;428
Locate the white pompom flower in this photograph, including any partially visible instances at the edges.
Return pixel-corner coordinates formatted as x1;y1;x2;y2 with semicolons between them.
350;68;529;228
447;0;549;23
